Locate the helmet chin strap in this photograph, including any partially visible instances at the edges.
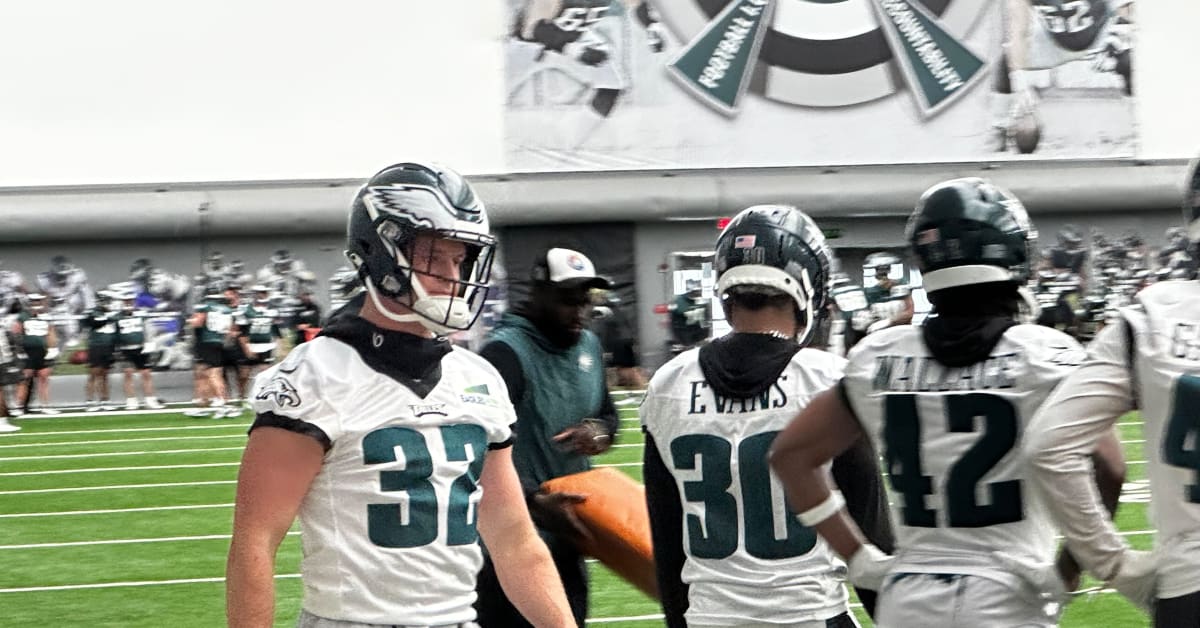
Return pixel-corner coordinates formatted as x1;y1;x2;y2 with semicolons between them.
362;275;469;336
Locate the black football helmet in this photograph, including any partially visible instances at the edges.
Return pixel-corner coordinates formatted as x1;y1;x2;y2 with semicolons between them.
271;249;294;274
49;255;74;286
1057;224;1083;249
203;251;225;276
130;258;153;283
713;204;831;346
864;251;902;279
906;178;1036;293
345;162;495;334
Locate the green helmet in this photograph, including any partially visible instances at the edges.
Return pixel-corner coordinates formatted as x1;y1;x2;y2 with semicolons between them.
905;177;1037;293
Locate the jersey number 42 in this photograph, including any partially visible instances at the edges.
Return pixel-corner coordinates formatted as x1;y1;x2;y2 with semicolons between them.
884;393;1024;528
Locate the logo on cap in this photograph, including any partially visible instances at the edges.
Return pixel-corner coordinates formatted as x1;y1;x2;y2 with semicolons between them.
566;253;587;271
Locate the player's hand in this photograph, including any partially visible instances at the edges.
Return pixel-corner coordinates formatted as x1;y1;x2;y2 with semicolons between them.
646;22;665;53
529;491;593;544
1055;548;1083;594
554;420;613;456
1109;549;1157;612
992;550;1068;605
847;543;894;591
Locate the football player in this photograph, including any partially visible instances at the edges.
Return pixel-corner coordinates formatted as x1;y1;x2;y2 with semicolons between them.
1023;159;1200;625
642;205;893;627
37;255;95;348
509;0;666;118
83;290;120;412
226;162;574;627
769;178;1126;626
0;313;22;432
235;285;281;407
188;290;236;417
115;291;164;410
992;0;1134;153
0;262;27;316
862;252;914;334
15;294;59;415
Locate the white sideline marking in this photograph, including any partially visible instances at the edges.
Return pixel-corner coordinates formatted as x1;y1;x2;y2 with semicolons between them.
0;479;236;495
595;462;639;468
0;503;232;518
0;446;244;462
12;407;243;420
0;531;299;550
0;434;246;450
0;573;300;594
0;462;239;477
0;423;250;437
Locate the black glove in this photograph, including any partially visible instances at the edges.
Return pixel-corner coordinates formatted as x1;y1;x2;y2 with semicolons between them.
528;490;592;543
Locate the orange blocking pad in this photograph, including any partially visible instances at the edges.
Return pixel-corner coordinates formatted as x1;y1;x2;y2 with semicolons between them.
542;468;659;600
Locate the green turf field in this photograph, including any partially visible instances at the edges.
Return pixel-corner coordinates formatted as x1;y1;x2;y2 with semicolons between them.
0;396;1152;627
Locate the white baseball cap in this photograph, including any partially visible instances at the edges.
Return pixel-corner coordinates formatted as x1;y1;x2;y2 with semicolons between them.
532;247;612;290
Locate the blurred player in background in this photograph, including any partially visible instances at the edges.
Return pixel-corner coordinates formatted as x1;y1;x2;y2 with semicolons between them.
15;293;59;415
235;285;281;407
115;291;164;410
1024;158;1200;626
37;255;94;348
84;290;120;412
862;252;914;334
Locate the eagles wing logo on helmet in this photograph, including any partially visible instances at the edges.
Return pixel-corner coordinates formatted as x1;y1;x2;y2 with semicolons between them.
365;186;440;231
255;375;301;408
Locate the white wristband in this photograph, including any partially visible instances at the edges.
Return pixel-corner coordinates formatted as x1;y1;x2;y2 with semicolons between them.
797;492;845;527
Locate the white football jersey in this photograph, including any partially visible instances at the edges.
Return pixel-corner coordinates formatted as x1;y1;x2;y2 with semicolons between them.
841;324;1084;587
1117;281;1200;598
641;347;851;625
250;336;515;625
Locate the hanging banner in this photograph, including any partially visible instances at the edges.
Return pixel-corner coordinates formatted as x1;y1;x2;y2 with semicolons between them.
504;0;1137;170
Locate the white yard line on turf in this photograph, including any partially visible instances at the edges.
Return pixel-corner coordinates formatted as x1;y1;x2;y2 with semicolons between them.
0;462;239;477
0;434;246;450
0;573;300;594
12;407;245;420
0;479;236;495
1;424;250;437
0;531;299;550
0;446;244;462
0;503;233;518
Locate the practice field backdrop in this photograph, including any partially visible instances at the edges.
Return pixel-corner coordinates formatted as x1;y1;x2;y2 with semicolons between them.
0;391;1151;627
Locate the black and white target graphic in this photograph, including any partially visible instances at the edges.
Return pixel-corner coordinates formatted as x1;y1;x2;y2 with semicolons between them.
656;0;990;107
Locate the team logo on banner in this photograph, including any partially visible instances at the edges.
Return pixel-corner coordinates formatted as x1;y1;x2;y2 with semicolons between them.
661;0;989;117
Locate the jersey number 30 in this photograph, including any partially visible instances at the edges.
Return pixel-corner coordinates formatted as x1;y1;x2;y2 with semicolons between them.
362;424;488;548
884;393;1023;527
671;432;817;560
1164;374;1200;504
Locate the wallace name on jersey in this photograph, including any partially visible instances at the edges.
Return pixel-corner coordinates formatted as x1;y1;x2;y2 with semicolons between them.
685;376;791;415
871;353;1019;393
